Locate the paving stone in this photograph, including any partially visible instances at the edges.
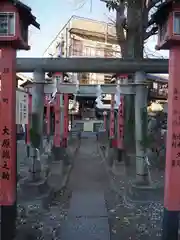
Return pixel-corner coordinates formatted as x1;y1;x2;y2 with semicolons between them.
68;191;107;217
61;217;110;240
61;138;110;240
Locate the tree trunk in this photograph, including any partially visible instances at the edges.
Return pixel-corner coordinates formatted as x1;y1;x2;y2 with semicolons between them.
126;0;144;59
115;0;145;155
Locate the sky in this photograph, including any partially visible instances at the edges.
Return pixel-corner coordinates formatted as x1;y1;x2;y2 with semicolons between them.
18;0;169;62
19;0;114;57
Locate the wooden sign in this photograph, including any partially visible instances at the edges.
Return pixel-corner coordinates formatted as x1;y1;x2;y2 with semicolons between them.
16;90;29;125
26;93;32;145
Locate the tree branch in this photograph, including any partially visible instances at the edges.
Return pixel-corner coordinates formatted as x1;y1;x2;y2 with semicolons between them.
146;0;163;11
144;26;158;40
101;0;160;46
100;0;125;11
121;18;128;31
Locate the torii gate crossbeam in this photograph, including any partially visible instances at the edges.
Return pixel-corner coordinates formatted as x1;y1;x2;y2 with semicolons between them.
16;58;169;73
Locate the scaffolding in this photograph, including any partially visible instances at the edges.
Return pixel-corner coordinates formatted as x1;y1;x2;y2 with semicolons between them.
42;16;121;85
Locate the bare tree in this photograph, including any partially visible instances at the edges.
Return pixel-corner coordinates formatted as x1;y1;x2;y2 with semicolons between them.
101;0;165;157
101;0;163;59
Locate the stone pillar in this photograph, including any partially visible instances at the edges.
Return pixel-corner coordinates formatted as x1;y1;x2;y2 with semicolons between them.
29;70;44;180
18;70;51;209
134;71;149;184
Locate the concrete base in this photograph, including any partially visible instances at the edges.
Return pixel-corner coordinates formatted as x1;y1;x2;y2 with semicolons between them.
1;204;17;240
117;149;123;162
18;177;52;209
162;208;179;240
28;148;42;181
97;130;108;146
47;142;76;192
134;174;150;186
127;180;164;202
117;149;130;166
105;146;127;169
105;145;116;167
63;152;71;166
28;165;42;182
98;145;106;157
47;160;64;191
43;139;53;157
18;177;49;199
51;145;66;161
26;145;30;158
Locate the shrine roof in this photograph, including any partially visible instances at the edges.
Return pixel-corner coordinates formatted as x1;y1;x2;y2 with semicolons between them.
9;0;40;29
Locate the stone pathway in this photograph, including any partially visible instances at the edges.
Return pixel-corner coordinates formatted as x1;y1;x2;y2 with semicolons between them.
61;137;110;240
15;135;171;240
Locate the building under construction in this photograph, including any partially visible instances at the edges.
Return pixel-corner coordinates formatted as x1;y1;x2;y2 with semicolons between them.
43;16;168;113
43;15;121;83
42;15;122;118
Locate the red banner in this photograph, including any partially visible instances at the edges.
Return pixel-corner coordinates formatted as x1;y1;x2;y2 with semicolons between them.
63;94;69;147
46;102;50;136
44;94;51;136
54;93;61;147
0;48;16;205
117;96;124;149
109;94;115;138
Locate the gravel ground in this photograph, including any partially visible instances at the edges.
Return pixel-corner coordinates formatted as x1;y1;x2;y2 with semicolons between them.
97;146;165;240
104;180;164;240
15;188;71;240
14;137;179;240
14;137;78;240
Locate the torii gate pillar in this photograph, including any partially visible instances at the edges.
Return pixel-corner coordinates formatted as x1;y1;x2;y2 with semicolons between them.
0;1;39;239
154;2;180;239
